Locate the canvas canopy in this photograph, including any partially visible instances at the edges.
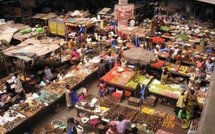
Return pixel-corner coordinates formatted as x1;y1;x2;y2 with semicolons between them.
2;38;61;61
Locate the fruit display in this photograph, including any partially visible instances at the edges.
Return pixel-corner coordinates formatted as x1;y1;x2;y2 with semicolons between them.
141;107;155;115
102;67;136;86
146;115;164;132
123;108;138;120
97;98;117;109
162;114;175;129
104;106;126;120
165;114;175;121
104;105;137;121
125;74;154;89
149;79;182;99
164;62;180;72
178;65;190;75
132;112;148;123
153;111;167;119
13;100;45;117
140;107;167;119
162;119;175;129
125;80;138;89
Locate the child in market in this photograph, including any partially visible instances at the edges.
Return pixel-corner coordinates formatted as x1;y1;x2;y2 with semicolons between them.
98;80;107;97
67;118;77;134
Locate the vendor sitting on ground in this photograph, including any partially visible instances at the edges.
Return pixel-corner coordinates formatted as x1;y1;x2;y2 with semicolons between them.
71;48;81;65
161;67;171;84
178;107;190;129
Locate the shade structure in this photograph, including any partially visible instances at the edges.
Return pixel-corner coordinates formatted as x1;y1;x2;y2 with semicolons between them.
122;48;157;65
3;38;61;61
151;36;165;44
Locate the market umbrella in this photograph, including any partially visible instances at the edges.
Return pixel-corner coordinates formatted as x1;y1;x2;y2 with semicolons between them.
122;48;157;65
151;36;165;44
176;34;189;41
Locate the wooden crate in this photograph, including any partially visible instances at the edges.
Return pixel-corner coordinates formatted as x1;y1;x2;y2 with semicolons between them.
128;97;141;107
142;96;157;107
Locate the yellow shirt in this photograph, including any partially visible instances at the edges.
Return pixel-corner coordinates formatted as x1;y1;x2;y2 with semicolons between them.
177;94;186;108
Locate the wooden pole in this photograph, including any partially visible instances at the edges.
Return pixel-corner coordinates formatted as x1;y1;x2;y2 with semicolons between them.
20;60;27;82
59;43;62;67
2;54;9;75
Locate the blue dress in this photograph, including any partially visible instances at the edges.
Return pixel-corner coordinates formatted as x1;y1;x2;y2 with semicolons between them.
70;92;78;105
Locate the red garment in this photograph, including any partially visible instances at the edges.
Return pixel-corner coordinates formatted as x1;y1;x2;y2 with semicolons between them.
98;83;106;92
71;50;80;58
114;62;120;67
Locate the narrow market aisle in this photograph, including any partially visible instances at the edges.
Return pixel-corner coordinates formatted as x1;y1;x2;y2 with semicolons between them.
31;80;181;133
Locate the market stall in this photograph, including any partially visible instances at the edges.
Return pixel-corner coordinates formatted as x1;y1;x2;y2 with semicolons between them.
0;22;30;43
13;26;45;41
65;17;95;39
125;73;154;89
148;79;207;107
74;95;189;133
101;66;136;91
0;54;100;133
3;38;62;61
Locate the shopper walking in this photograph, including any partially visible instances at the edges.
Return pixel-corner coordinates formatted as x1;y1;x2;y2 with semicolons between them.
107;53;114;71
98;80;106;97
65;85;72;110
70;89;78;106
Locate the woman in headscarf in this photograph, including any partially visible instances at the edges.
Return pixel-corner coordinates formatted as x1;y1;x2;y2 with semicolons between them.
186;90;197;119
